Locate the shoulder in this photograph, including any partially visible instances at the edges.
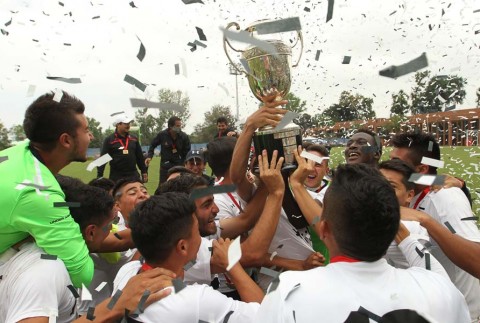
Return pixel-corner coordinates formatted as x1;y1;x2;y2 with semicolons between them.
113;261;142;291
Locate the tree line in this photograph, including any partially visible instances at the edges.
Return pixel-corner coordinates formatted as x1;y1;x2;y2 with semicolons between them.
1;72;479;149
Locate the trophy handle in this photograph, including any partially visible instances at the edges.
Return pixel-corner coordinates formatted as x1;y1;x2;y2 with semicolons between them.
291;30;304;68
223;22;248;75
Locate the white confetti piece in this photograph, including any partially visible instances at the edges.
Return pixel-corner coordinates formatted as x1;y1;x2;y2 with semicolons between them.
421;157;444;168
300;150;330;164
87;154;112;171
81;283;92;301
226;236;241;271
95;281;108;292
52;88;63;102
274;111;299;131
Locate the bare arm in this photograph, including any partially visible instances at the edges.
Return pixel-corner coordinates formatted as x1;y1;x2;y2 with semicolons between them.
239;150;285;268
218;185;268;239
212;238;264;303
289;148;323;229
401;206;480;279
230;101;287;202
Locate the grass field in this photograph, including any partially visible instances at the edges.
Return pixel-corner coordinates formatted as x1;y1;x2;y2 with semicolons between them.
61;146;480;215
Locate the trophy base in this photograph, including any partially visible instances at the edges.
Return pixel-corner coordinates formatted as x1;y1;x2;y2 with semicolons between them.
252;122;302;172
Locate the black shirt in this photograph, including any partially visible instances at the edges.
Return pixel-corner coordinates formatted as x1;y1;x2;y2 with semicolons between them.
97;131;147;178
147;129;191;167
212;127;236;141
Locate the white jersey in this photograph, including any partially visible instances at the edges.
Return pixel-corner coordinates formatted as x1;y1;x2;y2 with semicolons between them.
77;211;136;314
184;237;213;285
209;190;247;293
411;187;480;320
385;220;430;269
255;258;470;323
114;261;259;323
0;243;76;323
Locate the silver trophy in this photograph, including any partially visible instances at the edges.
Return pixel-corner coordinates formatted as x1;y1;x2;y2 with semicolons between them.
223;20;304;170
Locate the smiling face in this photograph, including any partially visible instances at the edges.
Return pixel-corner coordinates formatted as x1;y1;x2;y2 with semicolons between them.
344;132;378;165
115;182;150;223
193;187;219;236
304;150;329;189
185;158;206;176
70;114;93;163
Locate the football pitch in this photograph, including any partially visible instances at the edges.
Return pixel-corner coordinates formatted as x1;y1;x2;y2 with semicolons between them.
61;146;480;215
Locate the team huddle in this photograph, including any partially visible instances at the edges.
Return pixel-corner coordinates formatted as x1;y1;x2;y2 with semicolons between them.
0;91;478;322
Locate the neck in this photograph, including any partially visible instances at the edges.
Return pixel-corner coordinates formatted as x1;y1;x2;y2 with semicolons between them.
219;173;232;184
169;129;177;138
31;144;69;175
146;258;184;279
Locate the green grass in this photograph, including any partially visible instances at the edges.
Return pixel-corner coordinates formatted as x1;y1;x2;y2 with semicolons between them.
61;146;480;215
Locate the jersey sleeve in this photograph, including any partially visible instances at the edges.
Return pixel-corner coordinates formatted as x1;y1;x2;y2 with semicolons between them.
398;235;449;279
184;238;213;285
11;189;94;288
430;189;480;243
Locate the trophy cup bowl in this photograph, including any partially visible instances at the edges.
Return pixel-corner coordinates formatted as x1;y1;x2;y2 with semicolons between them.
223;21;304;171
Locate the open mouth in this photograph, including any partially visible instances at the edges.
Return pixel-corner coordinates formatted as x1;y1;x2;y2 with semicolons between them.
348;152;360;158
307;175;316;179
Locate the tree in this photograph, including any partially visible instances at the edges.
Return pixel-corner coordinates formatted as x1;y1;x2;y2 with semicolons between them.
9;124;26;142
190;105;236;143
135;89;191;145
323;91;375;123
390;90;410;117
86;117;104;148
410;71;467;114
0;120;11;150
284;92;307;114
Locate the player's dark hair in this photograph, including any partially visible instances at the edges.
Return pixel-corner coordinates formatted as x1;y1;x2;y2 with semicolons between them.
23;91;85;151
130;193;195;263
323;164;399;261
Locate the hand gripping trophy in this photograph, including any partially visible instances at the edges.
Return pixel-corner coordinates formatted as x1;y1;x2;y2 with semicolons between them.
223;19;304;172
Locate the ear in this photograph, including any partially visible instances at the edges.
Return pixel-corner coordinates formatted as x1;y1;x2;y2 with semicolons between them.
176;239;189;257
58;132;74;150
406;189;415;204
417;164;429;174
318;220;329;241
84;224;96;242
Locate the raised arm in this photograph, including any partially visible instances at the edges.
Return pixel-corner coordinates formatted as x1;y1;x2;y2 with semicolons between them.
239;150;285;268
289;148;323;230
218;185;268;239
230;101;287;202
212;238;264;303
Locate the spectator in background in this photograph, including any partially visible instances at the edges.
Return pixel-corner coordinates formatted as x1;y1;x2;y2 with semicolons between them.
146;116;190;186
213;117;237;140
185;149;215;186
97;114;148;183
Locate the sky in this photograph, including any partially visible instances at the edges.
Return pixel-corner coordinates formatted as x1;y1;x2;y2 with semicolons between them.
0;0;479;134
